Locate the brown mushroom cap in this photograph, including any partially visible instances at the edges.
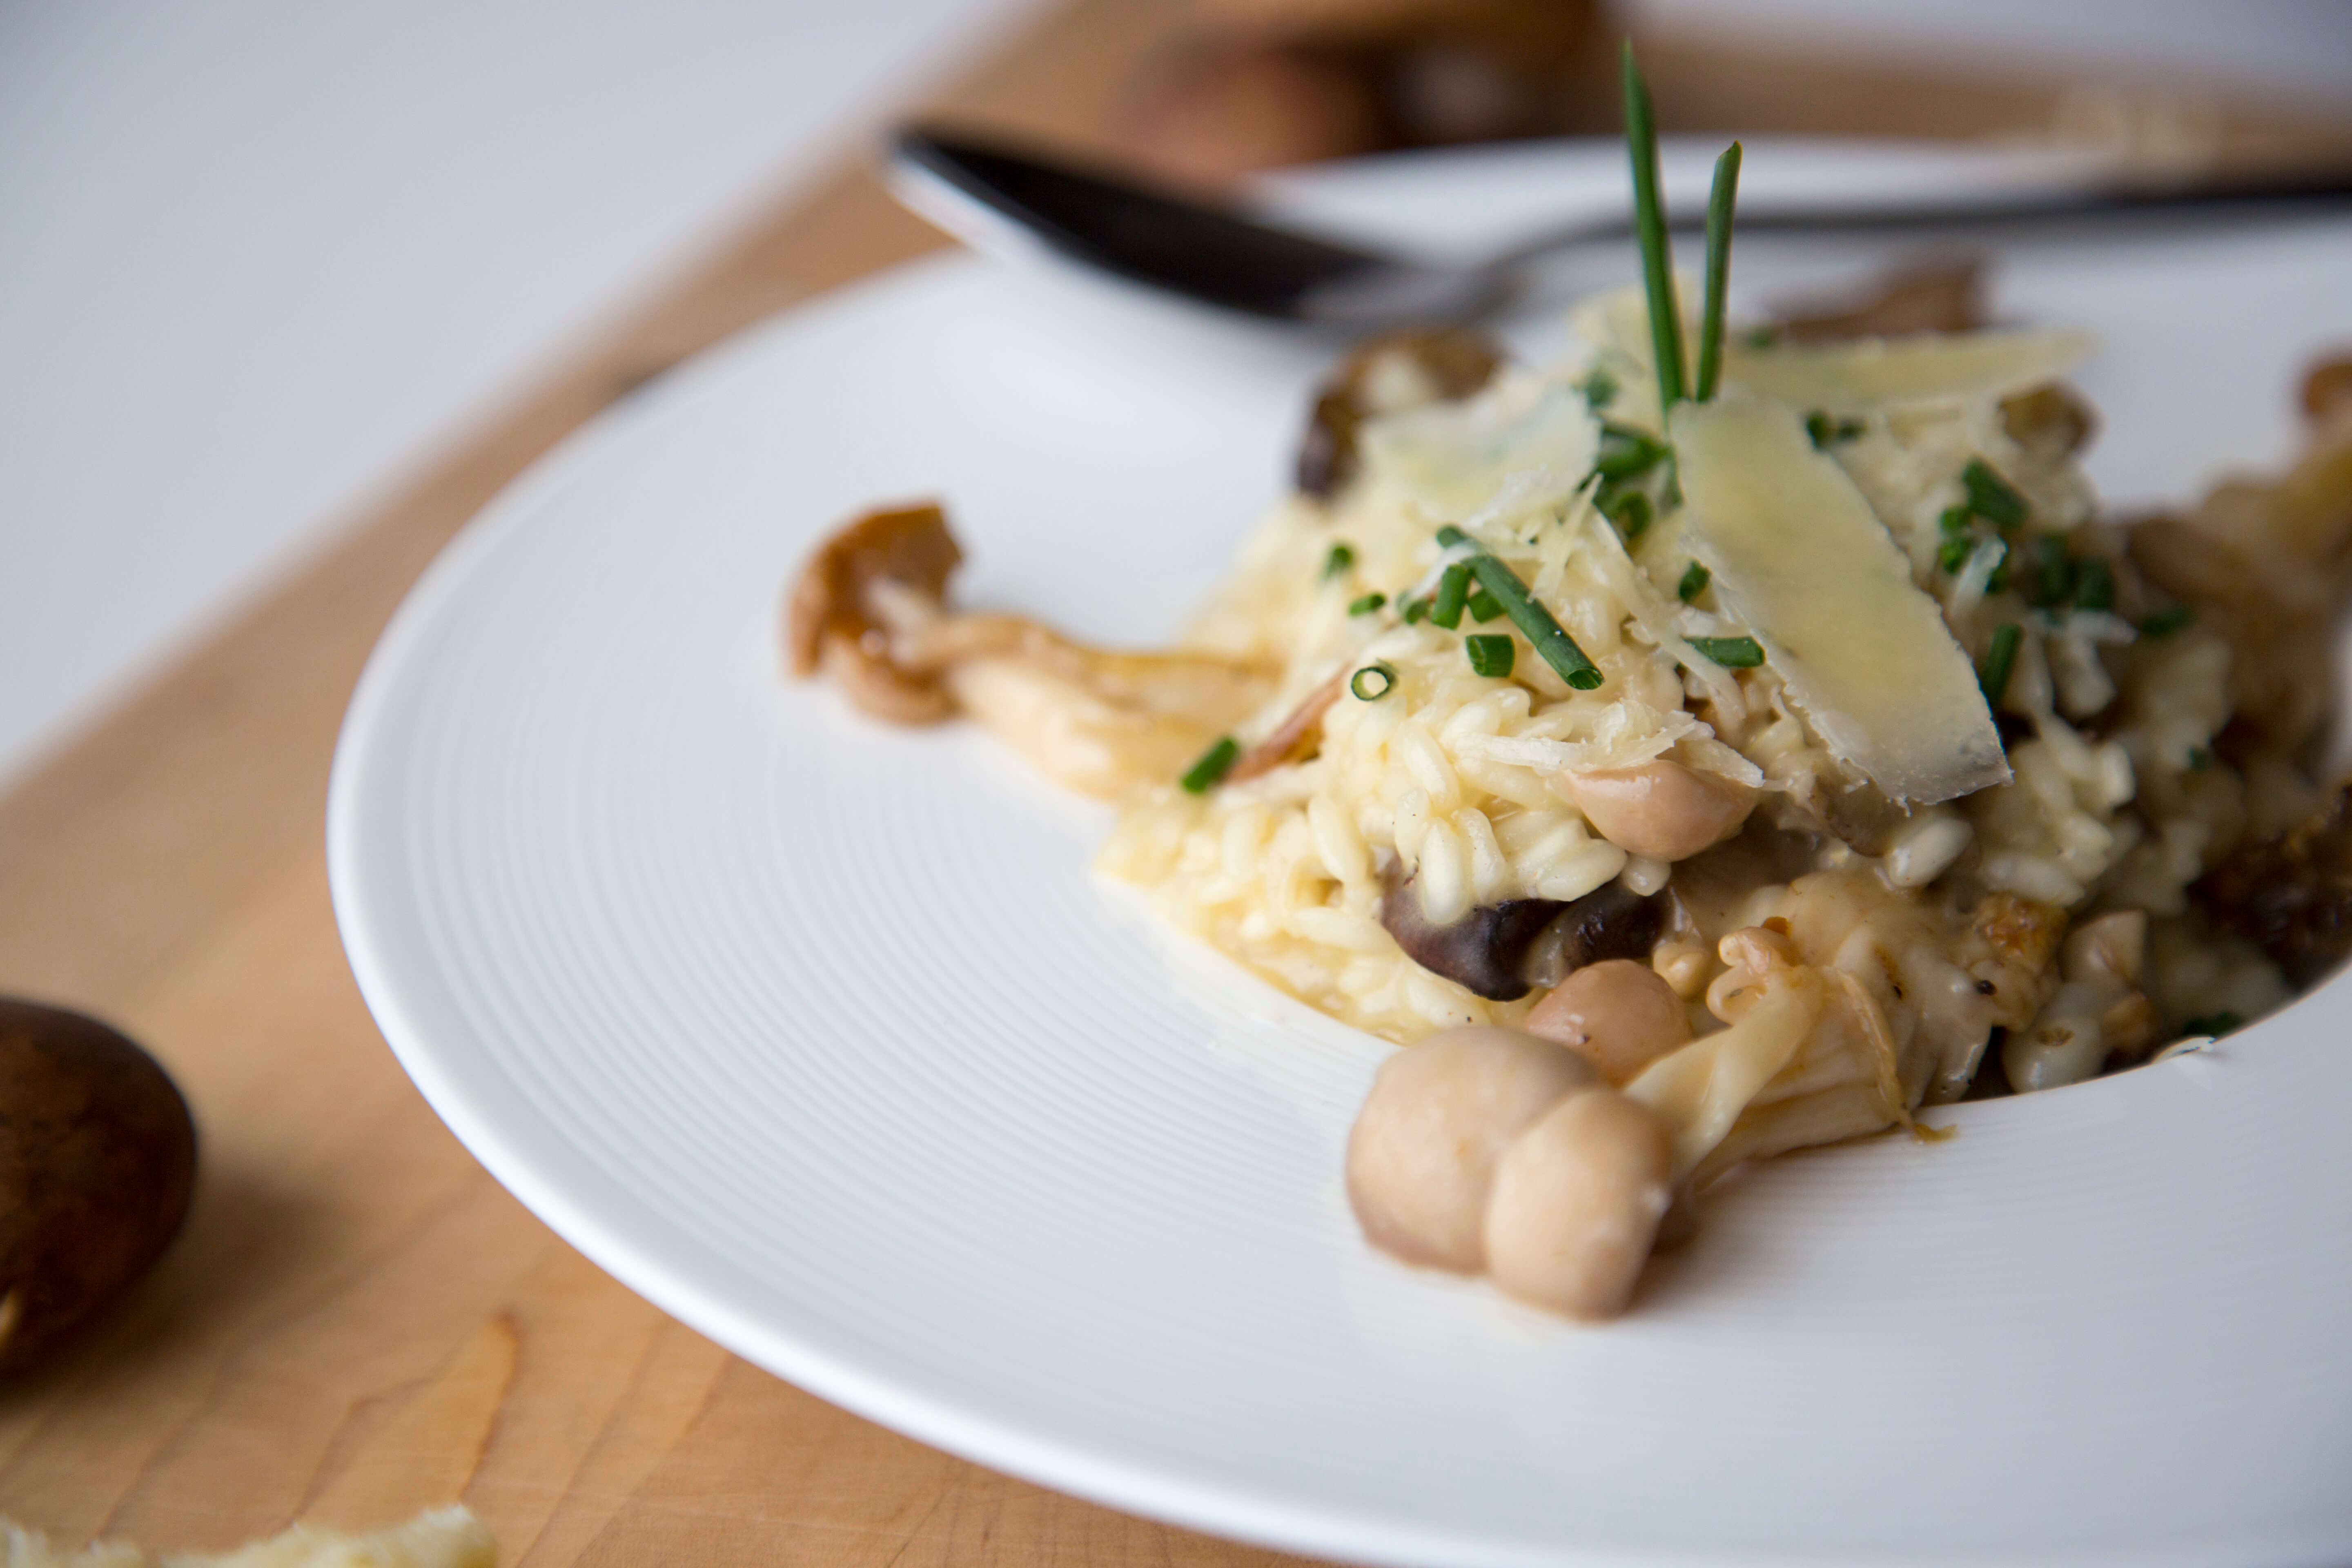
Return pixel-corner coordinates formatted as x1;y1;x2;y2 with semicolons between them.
784;502;964;723
0;999;197;1372
1296;328;1503;499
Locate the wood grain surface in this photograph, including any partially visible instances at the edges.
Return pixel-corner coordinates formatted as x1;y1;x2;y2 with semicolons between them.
0;2;2343;1559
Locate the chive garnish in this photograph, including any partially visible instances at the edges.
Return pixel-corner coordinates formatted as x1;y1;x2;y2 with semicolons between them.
2138;604;2193;638
1594;423;1670;480
1180;736;1239;793
1322;542;1356;579
1979;622;2023;706
2182;1011;2243;1038
1677;560;1710;602
1962;459;2027;528
1350;663;1396;702
1348;592;1387;615
1436;526;1604;690
1695;140;1741;403
1429;561;1472;628
1743;325;1777;350
1578;365;1619;412
1689;635;1764;668
1601;487;1653;542
2022;535;2074;608
1805;411;1864;450
1466;584;1504;623
1465;634;1516;678
2072;557;2115;612
1621;42;1686;416
1401;595;1430;625
1936;535;1974;576
1938;504;1974;537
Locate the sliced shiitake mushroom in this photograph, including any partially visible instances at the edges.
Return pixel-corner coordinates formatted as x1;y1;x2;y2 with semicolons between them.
1296;327;1503;498
1379;863;1662;1000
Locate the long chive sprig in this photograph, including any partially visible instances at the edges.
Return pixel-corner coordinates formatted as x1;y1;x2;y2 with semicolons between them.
1620;42;1685;419
1695;140;1742;403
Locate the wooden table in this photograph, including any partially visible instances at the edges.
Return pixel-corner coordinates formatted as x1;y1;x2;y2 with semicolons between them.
3;4;2344;1558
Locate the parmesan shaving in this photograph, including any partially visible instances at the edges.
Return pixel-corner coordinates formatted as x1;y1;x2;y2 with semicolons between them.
1361;374;1597;525
1724;328;2096;411
1672;397;2010;804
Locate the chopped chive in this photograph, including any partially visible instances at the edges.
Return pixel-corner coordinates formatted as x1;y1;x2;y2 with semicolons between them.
2182;1011;2243;1038
1401;595;1431;625
1936;534;1975;575
1601;486;1653;542
1593;423;1670;480
1961;458;2027;528
1322;541;1356;579
1179;735;1239;794
2021;534;2074;608
2072;556;2115;612
1805;410;1865;449
1689;635;1764;668
2138;604;2194;638
1677;560;1710;602
1436;525;1604;690
1348;592;1387;615
1465;634;1516;677
1466;584;1504;622
1429;561;1472;628
2187;745;2214;772
1984;540;2012;593
1695;140;1741;403
1743;325;1778;350
1979;622;2023;706
1578;365;1619;412
1621;42;1686;415
1938;503;1975;537
1350;663;1396;701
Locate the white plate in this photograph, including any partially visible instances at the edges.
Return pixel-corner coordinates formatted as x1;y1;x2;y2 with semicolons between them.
329;143;2352;1567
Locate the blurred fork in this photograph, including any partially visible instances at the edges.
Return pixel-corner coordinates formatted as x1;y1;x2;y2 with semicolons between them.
889;124;2352;330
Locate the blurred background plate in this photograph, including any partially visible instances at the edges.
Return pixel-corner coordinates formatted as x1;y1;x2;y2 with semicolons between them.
328;140;2352;1568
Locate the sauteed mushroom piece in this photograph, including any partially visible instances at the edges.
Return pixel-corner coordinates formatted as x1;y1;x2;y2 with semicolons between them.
1296;327;1503;498
787;503;1273;796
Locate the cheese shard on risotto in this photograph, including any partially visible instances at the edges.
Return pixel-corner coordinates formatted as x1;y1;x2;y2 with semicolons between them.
1722;326;2098;411
1671;396;2011;804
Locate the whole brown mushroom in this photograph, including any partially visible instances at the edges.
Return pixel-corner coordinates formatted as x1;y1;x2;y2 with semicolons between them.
0;998;197;1372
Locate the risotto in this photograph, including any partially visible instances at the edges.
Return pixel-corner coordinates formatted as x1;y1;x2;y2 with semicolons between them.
786;60;2352;1318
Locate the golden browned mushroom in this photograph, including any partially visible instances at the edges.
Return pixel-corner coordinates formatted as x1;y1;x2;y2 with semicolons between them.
785;503;1274;797
784;501;964;724
1296;327;1503;498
